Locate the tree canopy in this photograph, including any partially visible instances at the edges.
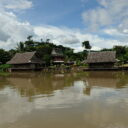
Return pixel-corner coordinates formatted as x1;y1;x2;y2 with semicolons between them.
82;41;92;51
0;36;128;65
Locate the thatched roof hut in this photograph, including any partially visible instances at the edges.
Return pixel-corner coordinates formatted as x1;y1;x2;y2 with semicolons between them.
7;52;44;71
51;48;64;64
86;51;116;63
86;51;116;69
7;52;43;64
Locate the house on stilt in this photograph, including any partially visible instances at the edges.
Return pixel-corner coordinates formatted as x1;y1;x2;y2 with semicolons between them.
51;48;64;65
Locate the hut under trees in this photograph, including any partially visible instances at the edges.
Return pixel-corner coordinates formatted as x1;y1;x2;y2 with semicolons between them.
51;48;64;65
86;51;116;69
7;51;44;71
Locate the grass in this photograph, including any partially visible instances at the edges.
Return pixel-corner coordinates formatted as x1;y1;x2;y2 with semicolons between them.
0;72;10;76
120;64;128;67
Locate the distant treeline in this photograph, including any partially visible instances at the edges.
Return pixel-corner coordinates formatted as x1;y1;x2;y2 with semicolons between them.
0;35;128;65
101;46;128;64
0;36;87;65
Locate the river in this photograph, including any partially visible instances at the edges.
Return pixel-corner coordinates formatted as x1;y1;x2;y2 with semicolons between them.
0;71;128;128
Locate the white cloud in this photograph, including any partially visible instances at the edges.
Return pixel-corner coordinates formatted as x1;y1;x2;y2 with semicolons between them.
0;0;34;49
34;25;124;52
104;29;127;37
0;11;124;52
82;0;128;33
0;10;34;49
0;0;32;10
0;0;126;52
82;8;112;31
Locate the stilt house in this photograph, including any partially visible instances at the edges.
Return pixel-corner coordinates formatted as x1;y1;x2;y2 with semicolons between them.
51;48;64;65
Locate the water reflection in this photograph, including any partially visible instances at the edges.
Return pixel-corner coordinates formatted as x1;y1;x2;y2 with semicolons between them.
0;71;128;128
2;71;128;97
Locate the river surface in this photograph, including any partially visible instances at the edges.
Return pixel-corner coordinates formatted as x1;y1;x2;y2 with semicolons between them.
0;71;128;128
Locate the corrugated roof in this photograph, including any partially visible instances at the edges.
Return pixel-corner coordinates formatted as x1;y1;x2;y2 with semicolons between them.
86;51;116;63
7;52;43;64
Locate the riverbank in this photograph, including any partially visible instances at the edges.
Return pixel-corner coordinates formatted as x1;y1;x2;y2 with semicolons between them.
83;66;128;71
3;64;128;73
7;65;86;73
0;72;10;76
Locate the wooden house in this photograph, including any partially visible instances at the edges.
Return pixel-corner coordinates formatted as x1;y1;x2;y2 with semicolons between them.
7;51;44;71
51;48;64;65
86;51;116;69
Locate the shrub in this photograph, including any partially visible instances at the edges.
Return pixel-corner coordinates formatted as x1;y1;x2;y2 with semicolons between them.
0;64;11;72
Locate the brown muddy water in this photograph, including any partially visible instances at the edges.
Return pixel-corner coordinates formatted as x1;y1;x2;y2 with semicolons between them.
0;71;128;128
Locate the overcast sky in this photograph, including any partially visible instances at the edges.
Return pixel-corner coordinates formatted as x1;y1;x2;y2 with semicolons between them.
0;0;128;52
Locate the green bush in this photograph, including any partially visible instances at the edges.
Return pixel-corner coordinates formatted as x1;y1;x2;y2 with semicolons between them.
0;64;11;72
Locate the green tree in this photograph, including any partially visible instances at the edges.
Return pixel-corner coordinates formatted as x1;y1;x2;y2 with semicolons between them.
113;46;126;56
113;45;127;63
27;35;33;41
46;39;50;43
25;35;34;49
8;49;17;57
0;49;11;64
16;42;25;52
82;41;91;51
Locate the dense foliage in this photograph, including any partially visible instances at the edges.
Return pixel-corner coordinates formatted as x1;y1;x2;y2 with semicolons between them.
0;49;11;64
0;36;87;65
0;36;128;65
100;45;128;64
0;64;11;72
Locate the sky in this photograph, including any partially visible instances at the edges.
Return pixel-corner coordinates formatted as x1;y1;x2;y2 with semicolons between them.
0;0;128;52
